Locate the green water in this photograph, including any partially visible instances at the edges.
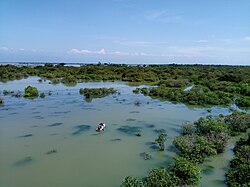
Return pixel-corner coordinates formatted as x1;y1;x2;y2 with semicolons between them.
0;77;233;187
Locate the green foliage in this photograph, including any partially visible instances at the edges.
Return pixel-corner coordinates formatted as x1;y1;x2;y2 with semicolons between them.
158;78;189;88
194;116;228;135
1;64;249;108
40;92;45;98
145;167;179;187
173;134;217;163
155;133;167;151
170;157;201;186
235;96;250;107
80;87;116;101
145;158;201;187
224;112;250;136
24;86;39;98
121;176;144;187
175;116;232;163
226;134;250;187
133;88;140;94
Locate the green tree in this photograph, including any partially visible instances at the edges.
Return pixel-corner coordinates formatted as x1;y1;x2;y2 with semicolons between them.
24;86;39;98
145;167;179;187
170;157;201;186
155;133;167;151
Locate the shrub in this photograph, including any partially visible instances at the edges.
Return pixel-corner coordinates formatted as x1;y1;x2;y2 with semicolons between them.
235;96;250;108
24;86;39;98
173;134;217;163
225;112;250;136
226;134;250;187
170;157;201;186
80;87;116;101
145;167;179;187
194;116;228;135
133;88;140;94
40;92;45;98
155;133;167;151
121;176;144;187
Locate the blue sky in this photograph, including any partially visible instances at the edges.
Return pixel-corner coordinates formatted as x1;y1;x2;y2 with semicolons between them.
0;0;250;65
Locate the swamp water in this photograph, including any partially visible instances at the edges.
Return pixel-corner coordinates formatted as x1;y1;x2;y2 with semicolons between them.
0;77;234;187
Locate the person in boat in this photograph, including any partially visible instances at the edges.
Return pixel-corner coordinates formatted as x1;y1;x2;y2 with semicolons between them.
96;122;106;132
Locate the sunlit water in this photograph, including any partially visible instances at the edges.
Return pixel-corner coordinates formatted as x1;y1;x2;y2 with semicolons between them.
0;77;235;187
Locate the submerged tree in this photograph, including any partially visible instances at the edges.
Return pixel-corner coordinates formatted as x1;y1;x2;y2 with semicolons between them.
155;133;167;151
0;97;4;105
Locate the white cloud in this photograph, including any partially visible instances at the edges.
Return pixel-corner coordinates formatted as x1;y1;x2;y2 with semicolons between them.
68;48;151;57
110;51;130;56
68;48;106;55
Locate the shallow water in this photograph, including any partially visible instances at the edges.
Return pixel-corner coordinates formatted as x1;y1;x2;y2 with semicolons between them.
0;77;233;187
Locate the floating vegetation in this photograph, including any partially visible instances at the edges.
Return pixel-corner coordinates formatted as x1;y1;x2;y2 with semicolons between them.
14;156;32;166
46;149;58;155
139;152;152;160
72;125;91;135
117;125;142;136
19;134;33;138
48;122;63;127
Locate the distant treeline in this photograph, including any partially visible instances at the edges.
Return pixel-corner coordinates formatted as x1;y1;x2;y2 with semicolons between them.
0;63;249;107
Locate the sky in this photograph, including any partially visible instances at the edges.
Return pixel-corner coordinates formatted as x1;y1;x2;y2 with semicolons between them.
0;0;250;65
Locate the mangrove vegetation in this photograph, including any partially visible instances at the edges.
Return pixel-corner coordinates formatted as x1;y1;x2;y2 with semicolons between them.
0;64;249;107
121;112;250;186
79;87;116;102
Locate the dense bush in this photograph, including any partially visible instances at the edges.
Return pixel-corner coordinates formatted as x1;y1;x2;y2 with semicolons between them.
0;64;249;107
80;87;116;101
144;158;201;186
155;133;167;151
173;134;217;163
24;86;39;98
145;167;179;187
226;134;250;187
170;157;201;186
224;112;250;136
121;176;144;187
194;116;228;135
